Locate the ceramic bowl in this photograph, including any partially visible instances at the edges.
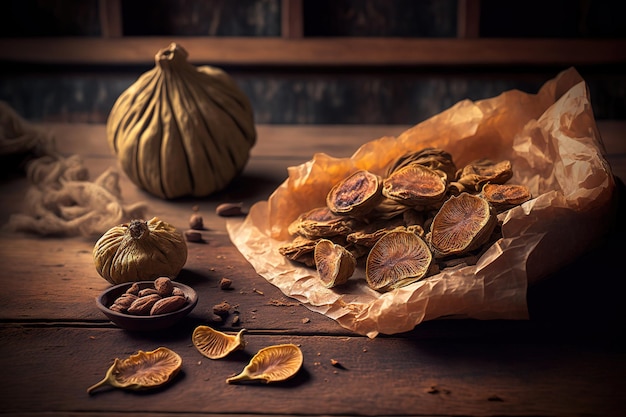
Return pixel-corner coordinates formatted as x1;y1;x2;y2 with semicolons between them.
96;281;198;331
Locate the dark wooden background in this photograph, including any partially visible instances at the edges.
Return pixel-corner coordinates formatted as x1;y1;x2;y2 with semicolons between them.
0;0;625;125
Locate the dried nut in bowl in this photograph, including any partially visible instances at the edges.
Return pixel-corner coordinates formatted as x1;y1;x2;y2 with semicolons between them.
108;293;137;313
154;277;175;296
127;293;161;315
93;217;187;284
226;344;303;384
326;170;383;218
87;347;182;394
314;239;357;288
428;192;497;258
150;295;187;315
366;230;433;292
192;326;246;359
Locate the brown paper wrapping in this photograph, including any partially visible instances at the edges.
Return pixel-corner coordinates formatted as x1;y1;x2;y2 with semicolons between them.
227;68;616;338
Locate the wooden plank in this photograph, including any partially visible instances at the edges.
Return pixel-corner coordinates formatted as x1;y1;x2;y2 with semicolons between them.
36;121;626;161
0;124;404;333
1;37;625;66
43;123;410;160
281;0;304;38
457;0;481;38
98;0;123;38
0;123;625;416
0;227;349;334
1;122;624;332
0;327;624;416
40;121;626;181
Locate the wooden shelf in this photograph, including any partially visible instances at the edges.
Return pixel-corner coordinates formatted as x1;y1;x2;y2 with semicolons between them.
1;37;625;67
1;1;623;69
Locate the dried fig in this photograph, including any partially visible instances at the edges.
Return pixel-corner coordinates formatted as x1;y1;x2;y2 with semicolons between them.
428;192;496;258
382;164;447;209
366;230;433;292
481;183;531;210
455;159;513;192
93;217;187;284
288;206;359;239
326;170;383;217
314;239;356;288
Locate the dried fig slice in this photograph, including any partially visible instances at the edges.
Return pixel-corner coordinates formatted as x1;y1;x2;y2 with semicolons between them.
326;170;383;217
226;344;303;384
481;183;531;210
278;235;319;267
365;230;433;292
280;235;332;266
370;197;412;220
348;224;424;248
287;206;359;239
192;326;246;359
387;147;457;181
382;163;447;209
314;239;356;288
429;192;496;258
279;235;355;267
87;347;182;394
447;181;467;196
346;216;406;247
455;159;513;192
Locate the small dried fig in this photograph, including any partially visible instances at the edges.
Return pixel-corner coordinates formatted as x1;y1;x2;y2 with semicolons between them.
93;217;187;285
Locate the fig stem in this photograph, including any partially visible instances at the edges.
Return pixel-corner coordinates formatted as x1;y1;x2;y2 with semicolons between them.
226;371;254;384
128;219;148;240
86;376;110;395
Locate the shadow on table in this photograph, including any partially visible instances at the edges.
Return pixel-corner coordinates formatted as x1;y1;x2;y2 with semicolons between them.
398;177;626;348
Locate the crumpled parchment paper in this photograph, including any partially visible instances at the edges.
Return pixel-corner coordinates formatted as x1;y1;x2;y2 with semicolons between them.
226;68;616;338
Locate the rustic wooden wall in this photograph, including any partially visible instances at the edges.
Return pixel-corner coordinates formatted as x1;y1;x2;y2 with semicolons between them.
0;0;624;124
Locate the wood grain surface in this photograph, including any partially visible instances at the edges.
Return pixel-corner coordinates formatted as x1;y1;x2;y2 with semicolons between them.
0;123;625;416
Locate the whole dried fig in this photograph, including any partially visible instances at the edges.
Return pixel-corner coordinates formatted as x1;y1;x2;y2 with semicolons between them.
93;217;187;284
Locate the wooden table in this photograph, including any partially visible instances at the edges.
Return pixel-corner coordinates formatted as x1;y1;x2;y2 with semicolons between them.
1;122;625;417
